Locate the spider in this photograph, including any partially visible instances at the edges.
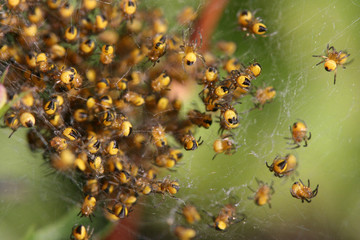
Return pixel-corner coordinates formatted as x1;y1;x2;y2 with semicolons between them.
266;154;297;178
291;179;319;203
248;178;274;208
286;121;311;149
204;203;245;231
313;44;352;84
179;31;206;70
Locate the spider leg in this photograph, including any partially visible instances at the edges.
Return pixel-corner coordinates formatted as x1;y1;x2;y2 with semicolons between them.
198;54;207;67
181;56;186;72
312;54;325;57
8;129;17;138
247;185;256;193
270;182;275;194
333;68;337;85
202;209;214;219
342;58;354;67
299;179;305;186
313;184;319;197
230;145;237;154
282;168;295;175
233;213;246;224
255;178;263;185
287;142;300;149
182;30;186;45
193;38;198;49
339;53;350;60
88;227;94;239
290;188;296;198
247;195;254;201
253;9;259;15
222;134;233;138
198;136;204;145
199;31;203;48
244;105;256;113
265;161;272;169
315;59;326;66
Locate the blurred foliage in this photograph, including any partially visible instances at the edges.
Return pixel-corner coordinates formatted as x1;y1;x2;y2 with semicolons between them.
1;0;360;240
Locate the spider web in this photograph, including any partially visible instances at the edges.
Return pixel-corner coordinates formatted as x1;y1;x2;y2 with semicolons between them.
1;0;360;240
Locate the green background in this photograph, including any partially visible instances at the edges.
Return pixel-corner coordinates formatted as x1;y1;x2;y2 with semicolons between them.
1;0;360;239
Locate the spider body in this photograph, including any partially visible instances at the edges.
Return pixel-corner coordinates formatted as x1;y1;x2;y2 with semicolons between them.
71;225;93;240
148;34;167;64
183;204;201;224
219;104;240;133
212;135;237;160
287;121;311;148
291;179;319;203
187;109;212;129
249;179;274;208
266;154;297;177
152;125;168;148
254;86;276;109
181;132;203;151
155;178;180;195
212;204;245;231
105;203;129;221
78;195;96;220
121;0;137;21
174;226;196;240
100;45;114;65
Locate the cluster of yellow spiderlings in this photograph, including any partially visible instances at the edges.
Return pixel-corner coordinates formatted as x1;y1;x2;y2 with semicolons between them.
0;0;344;239
0;0;277;237
0;0;278;237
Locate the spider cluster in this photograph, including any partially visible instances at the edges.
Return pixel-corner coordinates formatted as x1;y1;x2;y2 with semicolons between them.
0;1;332;239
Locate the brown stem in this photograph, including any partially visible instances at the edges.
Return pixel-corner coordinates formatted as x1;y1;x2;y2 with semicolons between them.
191;0;230;52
